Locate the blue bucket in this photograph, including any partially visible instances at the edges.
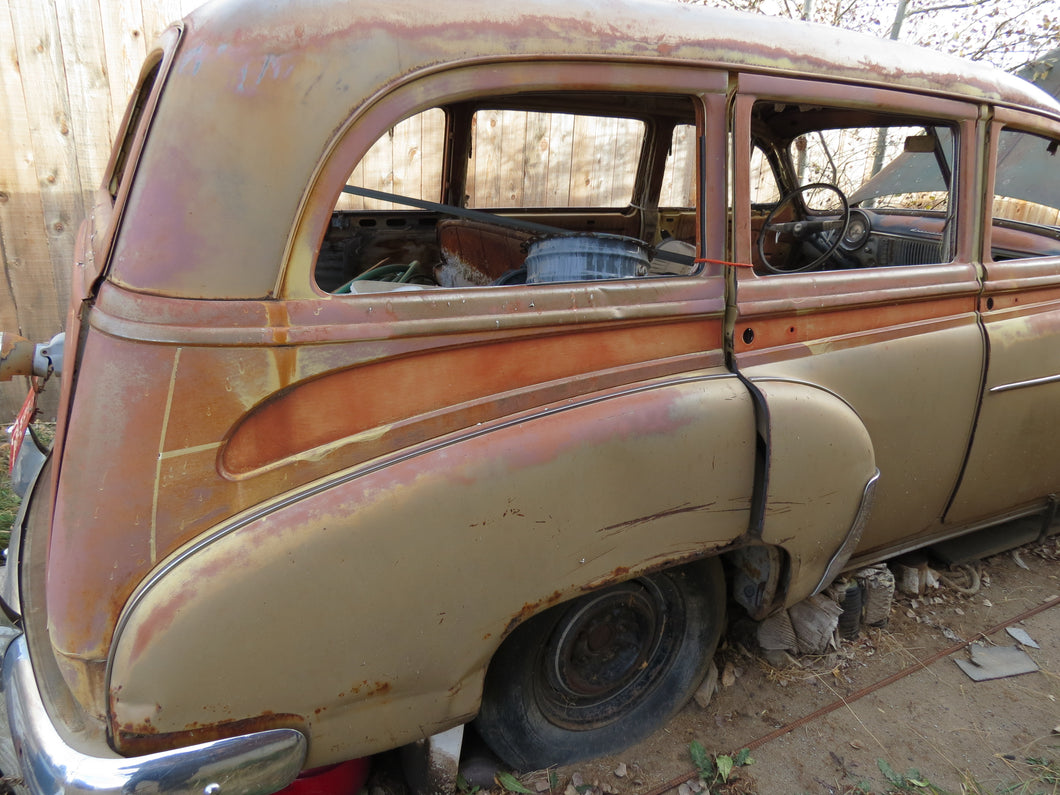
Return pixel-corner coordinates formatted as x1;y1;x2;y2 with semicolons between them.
525;234;649;284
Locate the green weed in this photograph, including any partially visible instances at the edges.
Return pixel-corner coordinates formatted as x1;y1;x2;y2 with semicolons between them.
689;741;755;790
876;759;947;793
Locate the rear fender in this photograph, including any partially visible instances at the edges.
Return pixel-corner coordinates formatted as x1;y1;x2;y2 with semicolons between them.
107;374;757;765
752;378;877;608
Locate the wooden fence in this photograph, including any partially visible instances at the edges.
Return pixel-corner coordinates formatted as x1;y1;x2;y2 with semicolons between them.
0;0;204;420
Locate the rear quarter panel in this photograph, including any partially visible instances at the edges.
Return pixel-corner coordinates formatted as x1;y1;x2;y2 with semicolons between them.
107;373;755;764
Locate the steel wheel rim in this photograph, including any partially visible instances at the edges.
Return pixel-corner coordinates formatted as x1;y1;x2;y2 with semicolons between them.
534;577;685;729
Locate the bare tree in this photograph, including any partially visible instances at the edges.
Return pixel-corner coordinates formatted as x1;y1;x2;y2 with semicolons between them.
679;0;1060;72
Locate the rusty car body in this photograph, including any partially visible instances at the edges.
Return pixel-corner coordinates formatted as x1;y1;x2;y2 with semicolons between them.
2;0;1060;792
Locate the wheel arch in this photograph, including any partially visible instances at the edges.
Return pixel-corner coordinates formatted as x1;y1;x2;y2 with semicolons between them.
475;555;727;769
105;373;760;765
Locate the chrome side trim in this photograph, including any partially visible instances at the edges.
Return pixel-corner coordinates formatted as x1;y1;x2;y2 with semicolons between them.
812;469;880;595
1;635;306;795
989;373;1060;394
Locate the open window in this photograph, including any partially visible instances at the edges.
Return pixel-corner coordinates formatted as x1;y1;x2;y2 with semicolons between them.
314;93;699;293
748;101;957;274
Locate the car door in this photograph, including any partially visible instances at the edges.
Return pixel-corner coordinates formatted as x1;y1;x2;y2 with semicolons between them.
945;110;1060;526
729;74;985;559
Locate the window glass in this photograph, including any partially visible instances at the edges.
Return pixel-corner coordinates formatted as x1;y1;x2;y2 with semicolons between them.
989;128;1060;261
814;126;953;212
466;110;644;209
749;101;956;274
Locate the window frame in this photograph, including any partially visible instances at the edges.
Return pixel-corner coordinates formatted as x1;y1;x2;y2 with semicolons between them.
983;118;1060;267
731;74;978;275
283;60;728;299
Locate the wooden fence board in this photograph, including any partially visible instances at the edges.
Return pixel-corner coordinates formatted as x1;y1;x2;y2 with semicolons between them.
545;113;575;207
522;112;550;206
139;0;185;50
98;0;148;135
0;4;65;417
9;0;82;324
55;0;116;196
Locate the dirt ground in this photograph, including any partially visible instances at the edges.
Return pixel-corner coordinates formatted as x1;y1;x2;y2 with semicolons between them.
533;537;1060;795
371;536;1060;795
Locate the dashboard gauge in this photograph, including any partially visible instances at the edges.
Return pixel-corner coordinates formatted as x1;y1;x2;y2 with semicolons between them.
840;209;871;251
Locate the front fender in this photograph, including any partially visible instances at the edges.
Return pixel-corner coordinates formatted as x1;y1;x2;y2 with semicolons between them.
107;372;756;766
752;378;877;606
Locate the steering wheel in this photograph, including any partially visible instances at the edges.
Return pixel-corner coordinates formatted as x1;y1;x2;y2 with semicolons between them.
756;182;851;273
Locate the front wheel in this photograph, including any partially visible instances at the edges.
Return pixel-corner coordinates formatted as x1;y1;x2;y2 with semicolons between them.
475;558;726;770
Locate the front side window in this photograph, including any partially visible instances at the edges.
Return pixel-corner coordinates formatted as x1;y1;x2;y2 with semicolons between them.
749;101;956;274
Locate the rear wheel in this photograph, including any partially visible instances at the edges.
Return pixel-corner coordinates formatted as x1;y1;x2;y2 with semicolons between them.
475;558;725;770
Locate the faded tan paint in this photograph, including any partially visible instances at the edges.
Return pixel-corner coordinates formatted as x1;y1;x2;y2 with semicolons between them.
752;381;875;601
109;375;754;764
735;264;984;555
5;0;1060;777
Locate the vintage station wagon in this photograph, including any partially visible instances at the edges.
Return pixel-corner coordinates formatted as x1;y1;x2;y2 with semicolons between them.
2;0;1060;792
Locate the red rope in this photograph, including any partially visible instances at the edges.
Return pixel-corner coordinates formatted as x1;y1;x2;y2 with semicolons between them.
694;258;754;268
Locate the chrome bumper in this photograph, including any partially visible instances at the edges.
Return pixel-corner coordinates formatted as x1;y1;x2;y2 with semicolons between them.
0;634;306;795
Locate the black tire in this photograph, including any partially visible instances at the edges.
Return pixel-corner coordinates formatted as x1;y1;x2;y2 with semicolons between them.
475;558;726;770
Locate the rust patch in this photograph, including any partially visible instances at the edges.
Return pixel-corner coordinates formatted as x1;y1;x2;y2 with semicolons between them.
221;319;718;476
502;589;564;636
364;681;390;697
113;712;304;756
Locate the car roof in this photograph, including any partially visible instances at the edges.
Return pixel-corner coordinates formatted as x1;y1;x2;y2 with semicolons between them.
179;0;1058;110
107;0;1060;299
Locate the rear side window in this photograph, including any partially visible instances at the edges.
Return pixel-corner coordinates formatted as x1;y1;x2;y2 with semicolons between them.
317;93;701;292
108;57;162;197
989;128;1060;261
334;108;446;210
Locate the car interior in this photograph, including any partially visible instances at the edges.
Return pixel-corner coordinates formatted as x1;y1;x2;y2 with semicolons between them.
313;93;1060;292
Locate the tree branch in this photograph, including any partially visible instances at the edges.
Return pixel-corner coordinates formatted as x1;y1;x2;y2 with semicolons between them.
906;0;989;17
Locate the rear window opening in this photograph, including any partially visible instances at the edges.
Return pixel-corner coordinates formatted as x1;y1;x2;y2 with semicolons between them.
314;93;699;293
